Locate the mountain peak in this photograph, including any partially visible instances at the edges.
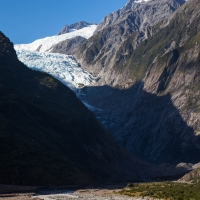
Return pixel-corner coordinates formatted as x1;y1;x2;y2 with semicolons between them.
134;0;152;2
57;21;96;35
95;0;186;34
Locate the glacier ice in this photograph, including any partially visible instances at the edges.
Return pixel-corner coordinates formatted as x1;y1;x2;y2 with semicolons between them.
14;24;99;111
16;49;94;92
14;25;98;92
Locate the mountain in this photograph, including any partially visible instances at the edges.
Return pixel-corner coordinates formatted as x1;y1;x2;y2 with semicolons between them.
77;0;200;164
95;0;185;34
50;22;96;55
0;31;152;186
57;21;94;35
74;0;186;86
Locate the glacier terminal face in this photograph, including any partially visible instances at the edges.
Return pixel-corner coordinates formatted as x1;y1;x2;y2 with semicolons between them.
15;49;94;92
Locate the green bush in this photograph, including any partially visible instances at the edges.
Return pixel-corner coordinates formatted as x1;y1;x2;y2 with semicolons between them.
120;180;200;200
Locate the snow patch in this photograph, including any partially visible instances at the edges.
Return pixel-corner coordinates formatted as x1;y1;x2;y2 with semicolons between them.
134;0;152;3
14;25;97;53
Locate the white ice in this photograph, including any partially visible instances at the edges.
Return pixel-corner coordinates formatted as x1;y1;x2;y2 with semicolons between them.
134;0;152;3
16;49;94;92
14;25;97;53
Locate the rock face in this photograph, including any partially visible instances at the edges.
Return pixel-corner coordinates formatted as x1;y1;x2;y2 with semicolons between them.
77;0;200;165
50;36;86;55
57;21;93;35
0;31;151;186
75;0;185;85
95;0;185;33
179;167;200;182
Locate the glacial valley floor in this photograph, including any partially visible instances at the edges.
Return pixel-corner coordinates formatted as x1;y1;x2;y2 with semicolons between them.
0;188;148;200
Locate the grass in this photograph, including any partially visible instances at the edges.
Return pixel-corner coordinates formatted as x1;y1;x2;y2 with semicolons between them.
119;180;200;200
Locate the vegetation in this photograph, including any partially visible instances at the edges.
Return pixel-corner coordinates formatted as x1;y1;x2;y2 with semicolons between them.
79;32;105;63
120;180;200;200
114;0;200;81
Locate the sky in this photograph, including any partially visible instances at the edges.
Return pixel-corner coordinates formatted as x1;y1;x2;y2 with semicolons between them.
0;0;127;44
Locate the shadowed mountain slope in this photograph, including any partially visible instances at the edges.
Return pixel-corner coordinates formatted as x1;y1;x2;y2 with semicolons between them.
0;31;150;186
78;0;200;164
80;83;200;164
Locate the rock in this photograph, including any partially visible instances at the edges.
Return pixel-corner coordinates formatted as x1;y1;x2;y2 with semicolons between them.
57;21;94;35
50;36;86;55
178;167;200;182
75;0;185;86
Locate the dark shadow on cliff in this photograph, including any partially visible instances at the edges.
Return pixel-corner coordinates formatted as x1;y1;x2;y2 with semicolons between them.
79;81;200;165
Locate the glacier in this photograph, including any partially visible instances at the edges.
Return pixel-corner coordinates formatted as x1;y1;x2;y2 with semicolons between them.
15;25;97;53
14;24;99;110
14;24;98;92
16;49;94;92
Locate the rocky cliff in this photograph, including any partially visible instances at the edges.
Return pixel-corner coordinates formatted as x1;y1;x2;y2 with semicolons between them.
75;0;185;86
178;163;200;182
50;36;86;55
77;0;200;165
95;0;185;33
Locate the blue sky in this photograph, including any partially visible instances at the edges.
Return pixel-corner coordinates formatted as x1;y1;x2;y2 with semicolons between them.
0;0;127;44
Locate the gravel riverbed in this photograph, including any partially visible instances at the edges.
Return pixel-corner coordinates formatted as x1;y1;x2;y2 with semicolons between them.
33;189;152;200
0;190;152;200
34;193;145;200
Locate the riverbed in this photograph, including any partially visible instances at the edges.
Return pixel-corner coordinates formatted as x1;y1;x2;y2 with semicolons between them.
0;188;149;200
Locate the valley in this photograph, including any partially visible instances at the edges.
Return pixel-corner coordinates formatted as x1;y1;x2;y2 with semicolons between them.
14;0;200;165
1;0;200;199
1;174;200;200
